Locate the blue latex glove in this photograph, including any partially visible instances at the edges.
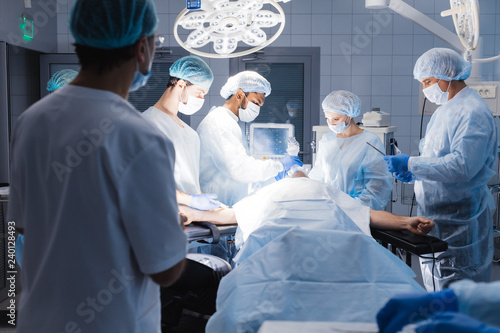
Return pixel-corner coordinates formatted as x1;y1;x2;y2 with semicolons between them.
415;312;500;333
279;154;303;171
189;193;221;210
395;170;413;183
376;289;458;333
383;153;410;173
275;170;287;181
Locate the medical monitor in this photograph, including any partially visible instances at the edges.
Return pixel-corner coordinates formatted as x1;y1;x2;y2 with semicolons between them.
249;123;295;160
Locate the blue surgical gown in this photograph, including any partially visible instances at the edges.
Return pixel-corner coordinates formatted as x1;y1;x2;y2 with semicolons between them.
411;87;497;290
309;130;392;210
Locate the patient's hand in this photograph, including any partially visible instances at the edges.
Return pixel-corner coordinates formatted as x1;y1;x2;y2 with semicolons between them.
406;216;434;236
178;205;237;226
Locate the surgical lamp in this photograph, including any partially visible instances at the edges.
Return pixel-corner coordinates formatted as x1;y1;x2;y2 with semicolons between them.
173;0;290;59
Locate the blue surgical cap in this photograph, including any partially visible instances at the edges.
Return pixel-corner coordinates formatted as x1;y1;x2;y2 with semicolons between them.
220;71;271;99
169;56;214;90
322;90;361;118
70;0;158;49
47;69;78;92
414;48;471;81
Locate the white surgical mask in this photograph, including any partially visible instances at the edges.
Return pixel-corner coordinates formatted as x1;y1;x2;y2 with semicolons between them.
422;80;450;105
328;117;350;134
130;39;153;92
239;96;260;122
178;87;205;115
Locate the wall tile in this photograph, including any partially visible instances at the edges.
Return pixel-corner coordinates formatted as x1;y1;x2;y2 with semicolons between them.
332;14;353;35
391;75;413;96
312;0;333;14
57;13;69;34
393;35;413;55
392;55;413;75
312;35;332;55
291;34;312;47
412;35;434;57
370;95;391;114
331;55;352;76
291;14;312;35
331;35;353;55
372;35;393;55
331;75;352;91
352;75;372;95
391;96;413;116
332;1;353;14
372;55;392;75
311;14;333;35
393;15;413;34
352;55;372;76
320;55;332;76
481;14;497;34
371;75;392;95
391;116;412;137
320;75;331;96
291;0;311;14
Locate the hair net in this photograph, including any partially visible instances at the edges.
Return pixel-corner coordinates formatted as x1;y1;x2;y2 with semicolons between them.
322;90;361;117
46;69;78;92
414;48;471;81
169;56;214;90
70;0;158;49
220;71;271;99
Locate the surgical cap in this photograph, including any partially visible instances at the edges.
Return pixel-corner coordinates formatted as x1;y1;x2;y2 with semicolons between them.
70;0;158;49
322;90;361;118
46;69;78;92
286;99;301;110
220;71;271;99
169;56;214;90
414;48;471;81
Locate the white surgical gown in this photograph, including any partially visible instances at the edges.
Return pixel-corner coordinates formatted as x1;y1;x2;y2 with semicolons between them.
143;106;201;194
410;87;497;290
197;107;283;206
206;178;423;333
309;130;392;210
8;85;187;333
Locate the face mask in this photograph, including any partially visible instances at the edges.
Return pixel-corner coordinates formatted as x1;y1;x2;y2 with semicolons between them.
130;39;153;92
328;117;350;134
422;80;450;105
288;111;297;118
239;96;260;122
178;87;205;115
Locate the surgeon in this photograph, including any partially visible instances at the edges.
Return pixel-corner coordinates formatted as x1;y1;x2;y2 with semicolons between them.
197;71;302;206
8;0;187;331
143;56;221;210
16;68;80;269
308;90;392;210
377;279;500;333
383;48;498;291
46;69;78;92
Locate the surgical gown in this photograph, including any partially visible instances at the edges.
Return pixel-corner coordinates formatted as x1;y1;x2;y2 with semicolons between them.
143;106;201;194
411;87;497;290
197;107;283;206
309;130;392;210
206;178;424;333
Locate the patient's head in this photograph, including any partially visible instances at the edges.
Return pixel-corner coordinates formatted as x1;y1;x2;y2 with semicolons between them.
291;171;308;178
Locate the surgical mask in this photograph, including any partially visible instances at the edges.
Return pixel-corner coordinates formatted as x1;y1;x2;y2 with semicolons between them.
178;87;205;115
130;39;153;92
328;118;350;134
288;111;297;118
422;80;450;105
239;96;260;122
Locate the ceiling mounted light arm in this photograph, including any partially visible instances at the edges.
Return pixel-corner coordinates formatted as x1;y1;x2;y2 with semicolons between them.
366;0;464;52
173;0;286;59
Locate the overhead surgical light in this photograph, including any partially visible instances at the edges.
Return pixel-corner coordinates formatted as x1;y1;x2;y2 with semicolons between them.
173;0;288;58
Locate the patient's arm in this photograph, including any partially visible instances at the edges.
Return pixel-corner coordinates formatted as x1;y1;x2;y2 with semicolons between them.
179;205;237;226
369;210;434;236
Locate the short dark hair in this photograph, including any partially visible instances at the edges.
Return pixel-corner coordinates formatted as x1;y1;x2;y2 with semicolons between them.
74;36;154;74
167;76;193;88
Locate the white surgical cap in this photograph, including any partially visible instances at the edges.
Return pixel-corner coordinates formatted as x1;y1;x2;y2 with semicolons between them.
414;48;471;81
220;71;271;99
322;90;361;118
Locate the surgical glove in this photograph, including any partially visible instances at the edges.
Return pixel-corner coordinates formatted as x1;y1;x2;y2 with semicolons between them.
415;312;500;333
275;170;287;181
376;289;458;333
395;170;413;183
279;154;303;171
383;153;410;173
189;193;221;210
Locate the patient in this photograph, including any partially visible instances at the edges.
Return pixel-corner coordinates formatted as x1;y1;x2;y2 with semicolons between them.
180;171;434;246
180;173;436;332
